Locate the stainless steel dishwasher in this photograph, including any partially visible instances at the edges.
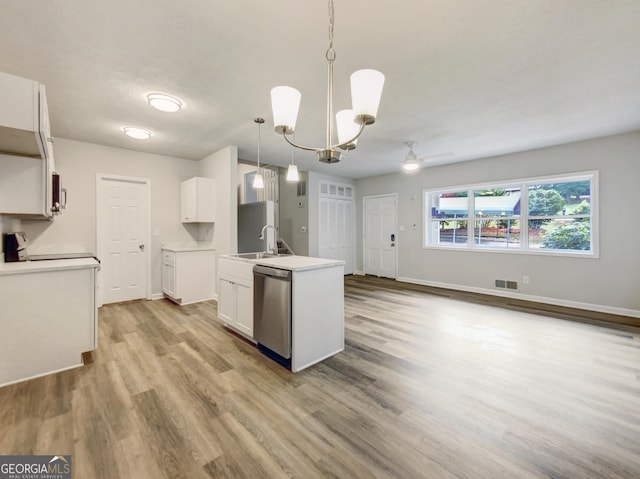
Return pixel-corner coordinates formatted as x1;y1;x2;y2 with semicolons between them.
253;265;292;366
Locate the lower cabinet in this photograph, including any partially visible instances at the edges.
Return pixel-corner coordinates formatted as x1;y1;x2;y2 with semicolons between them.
162;249;215;305
218;258;254;339
0;262;98;387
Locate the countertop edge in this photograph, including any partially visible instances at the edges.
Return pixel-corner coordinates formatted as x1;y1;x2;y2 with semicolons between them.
0;258;100;275
219;254;344;272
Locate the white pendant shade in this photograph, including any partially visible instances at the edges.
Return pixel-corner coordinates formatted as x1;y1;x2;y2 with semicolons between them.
336;109;359;146
253;172;264;189
286;164;299;182
271;86;301;133
350;69;385;120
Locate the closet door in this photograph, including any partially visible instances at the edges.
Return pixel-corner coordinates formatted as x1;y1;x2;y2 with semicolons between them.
318;195;354;275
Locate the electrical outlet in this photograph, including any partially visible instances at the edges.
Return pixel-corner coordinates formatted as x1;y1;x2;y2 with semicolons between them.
522;276;529;284
153;228;160;237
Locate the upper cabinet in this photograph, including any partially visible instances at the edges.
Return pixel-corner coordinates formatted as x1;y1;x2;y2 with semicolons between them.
0;72;52;161
181;177;215;223
0;72;56;219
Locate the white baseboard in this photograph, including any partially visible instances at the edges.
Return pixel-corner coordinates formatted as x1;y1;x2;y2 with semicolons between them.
150;293;164;300
396;276;640;319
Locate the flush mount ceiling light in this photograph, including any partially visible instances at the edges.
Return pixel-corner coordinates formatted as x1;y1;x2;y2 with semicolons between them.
270;0;384;164
147;93;182;112
253;118;265;189
123;127;152;140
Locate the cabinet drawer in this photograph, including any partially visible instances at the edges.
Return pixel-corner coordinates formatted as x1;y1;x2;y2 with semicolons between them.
162;250;175;263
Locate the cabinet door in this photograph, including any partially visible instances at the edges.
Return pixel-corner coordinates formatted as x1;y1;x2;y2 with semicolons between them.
162;262;176;297
196;177;215;222
218;278;235;323
235;282;253;338
181;178;197;222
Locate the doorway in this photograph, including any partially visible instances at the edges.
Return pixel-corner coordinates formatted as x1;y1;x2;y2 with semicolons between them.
363;194;397;279
96;174;151;306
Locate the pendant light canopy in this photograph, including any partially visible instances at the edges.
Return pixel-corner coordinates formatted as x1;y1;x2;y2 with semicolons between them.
253;118;265;189
270;0;384;164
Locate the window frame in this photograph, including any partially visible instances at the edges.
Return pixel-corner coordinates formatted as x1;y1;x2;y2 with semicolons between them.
423;171;599;257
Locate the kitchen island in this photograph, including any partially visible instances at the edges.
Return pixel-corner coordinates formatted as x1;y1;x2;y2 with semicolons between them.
0;257;99;387
218;254;344;372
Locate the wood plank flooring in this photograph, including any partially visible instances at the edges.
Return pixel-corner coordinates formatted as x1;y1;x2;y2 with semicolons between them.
1;275;640;478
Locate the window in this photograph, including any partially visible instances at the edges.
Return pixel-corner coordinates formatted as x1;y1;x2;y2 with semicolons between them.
424;172;597;256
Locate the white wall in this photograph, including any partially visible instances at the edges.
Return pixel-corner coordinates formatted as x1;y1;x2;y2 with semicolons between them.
278;168;308;256
19;138;199;295
198;146;238;257
354;131;640;316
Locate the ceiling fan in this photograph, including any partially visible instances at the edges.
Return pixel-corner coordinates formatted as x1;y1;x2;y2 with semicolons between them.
400;141;455;173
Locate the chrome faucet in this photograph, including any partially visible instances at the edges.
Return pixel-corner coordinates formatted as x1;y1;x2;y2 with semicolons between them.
259;225;278;254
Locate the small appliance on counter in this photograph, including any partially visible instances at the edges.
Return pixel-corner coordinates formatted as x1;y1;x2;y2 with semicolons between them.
3;232;28;262
2;231;98;263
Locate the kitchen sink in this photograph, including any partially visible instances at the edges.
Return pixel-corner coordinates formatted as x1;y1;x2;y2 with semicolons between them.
231;252;280;260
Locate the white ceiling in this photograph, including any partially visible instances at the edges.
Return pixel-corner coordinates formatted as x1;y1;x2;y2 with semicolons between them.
2;0;639;179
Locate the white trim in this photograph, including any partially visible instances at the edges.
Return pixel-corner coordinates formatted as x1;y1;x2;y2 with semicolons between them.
423;170;598;257
0;362;83;389
96;173;152;307
362;193;398;279
151;293;164;300
397;276;640;319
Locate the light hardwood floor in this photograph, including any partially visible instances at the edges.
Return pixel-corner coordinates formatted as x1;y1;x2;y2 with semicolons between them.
1;276;639;478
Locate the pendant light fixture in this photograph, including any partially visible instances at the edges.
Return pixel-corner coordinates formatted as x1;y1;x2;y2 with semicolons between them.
286;134;299;182
270;0;384;164
253;118;265;189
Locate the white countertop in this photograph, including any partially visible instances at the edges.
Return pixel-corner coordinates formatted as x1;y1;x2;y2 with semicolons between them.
0;257;100;276
220;254;344;272
162;242;215;252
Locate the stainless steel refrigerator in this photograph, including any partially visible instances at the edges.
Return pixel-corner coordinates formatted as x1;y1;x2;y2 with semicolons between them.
237;201;275;253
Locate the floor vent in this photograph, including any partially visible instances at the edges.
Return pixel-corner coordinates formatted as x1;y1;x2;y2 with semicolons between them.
495;279;518;290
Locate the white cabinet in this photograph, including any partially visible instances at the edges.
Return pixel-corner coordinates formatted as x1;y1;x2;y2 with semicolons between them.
161;250;176;298
181;177;214;223
0;260;99;387
162;249;215;305
218;258;254;338
0;72;52;161
0;72;56;218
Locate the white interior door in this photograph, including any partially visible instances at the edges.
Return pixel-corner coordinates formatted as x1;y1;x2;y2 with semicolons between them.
97;175;150;305
319;197;354;275
363;194;397;279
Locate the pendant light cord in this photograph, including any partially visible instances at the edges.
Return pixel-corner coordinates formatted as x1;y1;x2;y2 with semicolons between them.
326;0;335;61
254;117;264;169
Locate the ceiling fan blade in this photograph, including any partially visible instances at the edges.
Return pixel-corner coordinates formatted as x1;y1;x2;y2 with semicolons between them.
419;152;456;163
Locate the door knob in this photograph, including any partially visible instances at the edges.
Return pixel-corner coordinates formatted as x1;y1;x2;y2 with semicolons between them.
139;244;145;251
